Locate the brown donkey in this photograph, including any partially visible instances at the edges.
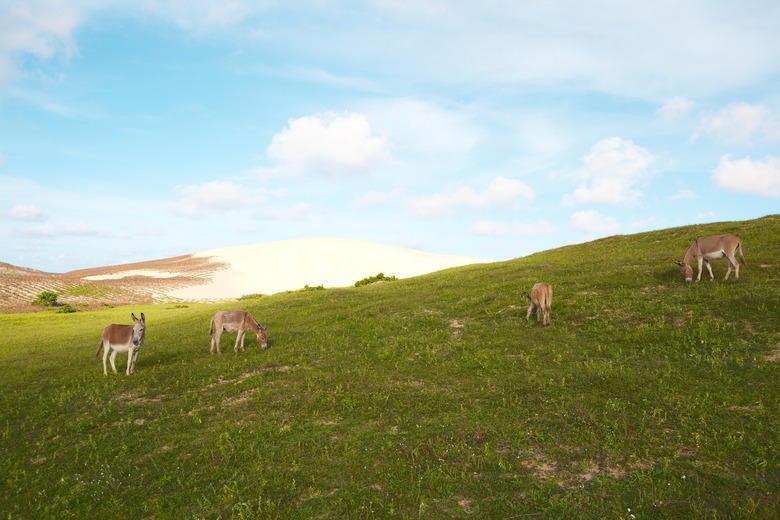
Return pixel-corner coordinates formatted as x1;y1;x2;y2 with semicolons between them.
525;283;552;326
674;234;746;282
209;310;268;353
96;312;146;375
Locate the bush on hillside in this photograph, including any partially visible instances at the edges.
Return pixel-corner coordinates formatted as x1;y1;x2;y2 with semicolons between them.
355;273;398;287
32;290;60;307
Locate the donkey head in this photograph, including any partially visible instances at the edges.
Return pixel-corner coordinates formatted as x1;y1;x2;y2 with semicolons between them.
131;312;146;346
673;260;693;282
257;323;268;350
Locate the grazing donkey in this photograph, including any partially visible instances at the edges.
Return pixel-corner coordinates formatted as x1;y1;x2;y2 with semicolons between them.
95;312;146;375
674;234;746;282
525;283;552;326
208;310;268;354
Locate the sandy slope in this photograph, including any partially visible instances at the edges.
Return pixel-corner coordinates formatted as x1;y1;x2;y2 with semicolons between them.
1;238;487;312
167;238;487;300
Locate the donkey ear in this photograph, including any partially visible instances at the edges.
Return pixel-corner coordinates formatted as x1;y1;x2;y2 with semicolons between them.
672;260;682;267
131;313;138;321
140;312;146;322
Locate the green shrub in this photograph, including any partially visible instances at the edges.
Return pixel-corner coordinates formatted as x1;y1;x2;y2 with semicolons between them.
355;273;397;287
32;290;60;307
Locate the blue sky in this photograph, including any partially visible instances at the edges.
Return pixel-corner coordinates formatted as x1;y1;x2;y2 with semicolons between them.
1;1;779;273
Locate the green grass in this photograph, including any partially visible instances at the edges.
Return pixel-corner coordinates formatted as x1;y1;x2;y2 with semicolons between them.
1;216;779;518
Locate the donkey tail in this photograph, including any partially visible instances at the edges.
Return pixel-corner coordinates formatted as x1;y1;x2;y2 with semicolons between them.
540;292;549;313
96;339;104;358
738;239;747;266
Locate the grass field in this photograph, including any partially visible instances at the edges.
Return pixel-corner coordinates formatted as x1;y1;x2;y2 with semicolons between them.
1;216;778;518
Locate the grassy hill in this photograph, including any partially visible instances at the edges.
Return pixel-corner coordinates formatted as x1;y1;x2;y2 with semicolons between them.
1;216;778;518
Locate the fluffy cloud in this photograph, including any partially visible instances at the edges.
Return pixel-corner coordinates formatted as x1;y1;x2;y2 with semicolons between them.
712;155;780;197
7;204;47;221
656;96;694;121
267;112;389;176
410;177;534;218
170;181;262;217
565;137;653;206
669;189;697;201
19;221;105;237
569;210;620;235
698;102;778;144
0;1;80;84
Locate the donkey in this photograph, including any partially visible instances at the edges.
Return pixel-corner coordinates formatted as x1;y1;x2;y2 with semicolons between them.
95;312;146;375
525;282;552;326
674;234;746;282
208;310;268;354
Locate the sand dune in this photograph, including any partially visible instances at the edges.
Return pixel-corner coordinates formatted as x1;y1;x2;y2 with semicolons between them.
167;238;487;300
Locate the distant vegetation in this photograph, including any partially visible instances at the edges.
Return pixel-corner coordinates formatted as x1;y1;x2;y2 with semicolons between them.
1;215;778;518
32;290;77;313
355;272;398;287
31;290;59;307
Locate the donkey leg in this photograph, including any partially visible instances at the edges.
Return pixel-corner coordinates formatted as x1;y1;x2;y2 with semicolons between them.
102;346;110;375
127;348;138;375
109;350;118;374
724;254;738;280
706;260;716;280
214;331;222;354
526;303;534;322
234;330;244;352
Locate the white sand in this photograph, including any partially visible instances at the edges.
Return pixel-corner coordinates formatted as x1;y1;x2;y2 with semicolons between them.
167;238;488;301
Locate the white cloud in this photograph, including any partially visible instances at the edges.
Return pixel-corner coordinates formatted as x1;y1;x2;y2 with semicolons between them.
0;1;81;84
163;0;253;28
7;204;47;221
359;98;481;156
410;176;534;218
698;102;778;144
267;112;389;176
669;189;697;201
569;210;620;235
170;181;262;217
712;155;780;197
565;137;653;206
19;221;105;237
656;96;694;121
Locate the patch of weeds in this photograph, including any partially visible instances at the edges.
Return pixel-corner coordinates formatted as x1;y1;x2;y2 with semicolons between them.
355;273;398;287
